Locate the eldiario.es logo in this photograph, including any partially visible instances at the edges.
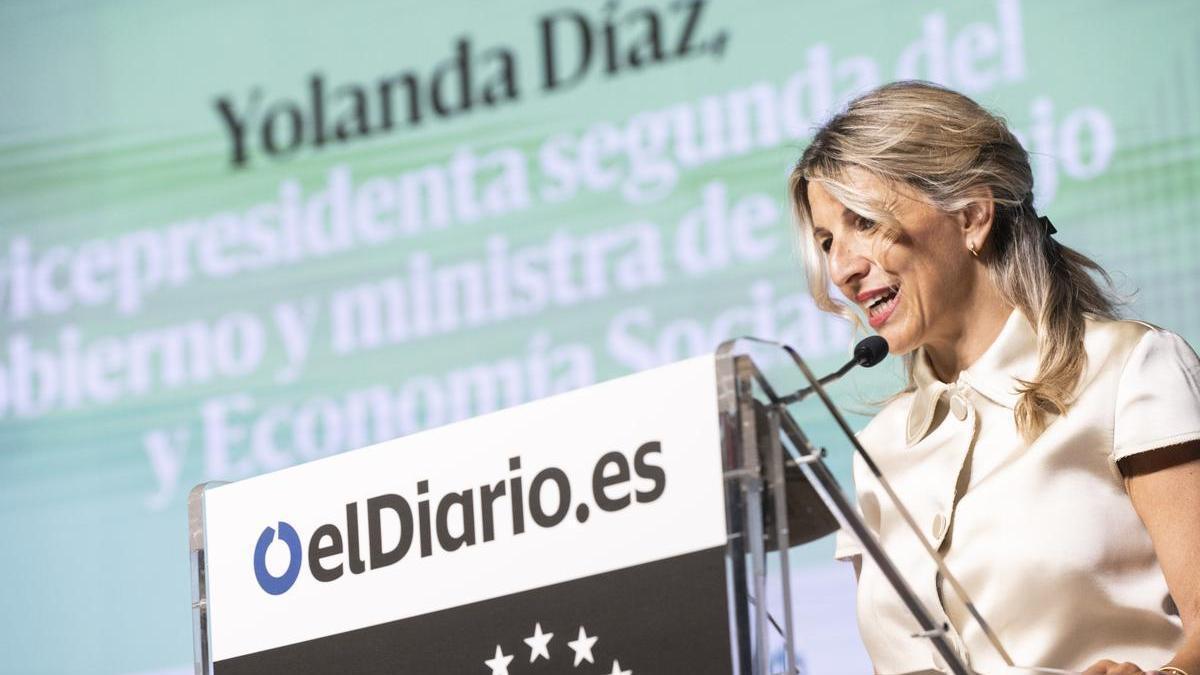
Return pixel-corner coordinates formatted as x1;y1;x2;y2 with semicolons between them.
253;521;303;595
251;442;666;595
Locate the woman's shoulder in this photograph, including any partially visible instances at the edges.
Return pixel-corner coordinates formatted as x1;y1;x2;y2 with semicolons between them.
1083;316;1200;459
1082;314;1198;373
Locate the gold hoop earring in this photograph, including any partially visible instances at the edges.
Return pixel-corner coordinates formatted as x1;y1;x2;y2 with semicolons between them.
968;243;979;258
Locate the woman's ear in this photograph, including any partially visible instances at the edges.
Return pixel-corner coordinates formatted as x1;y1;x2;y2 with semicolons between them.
958;186;996;251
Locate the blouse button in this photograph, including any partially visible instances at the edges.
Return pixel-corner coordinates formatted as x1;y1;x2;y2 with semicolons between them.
932;512;948;539
949;393;969;421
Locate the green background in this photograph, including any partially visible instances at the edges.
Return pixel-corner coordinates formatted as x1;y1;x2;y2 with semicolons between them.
2;1;1199;672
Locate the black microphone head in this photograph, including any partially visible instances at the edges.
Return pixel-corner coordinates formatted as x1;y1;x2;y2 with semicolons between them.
854;336;889;368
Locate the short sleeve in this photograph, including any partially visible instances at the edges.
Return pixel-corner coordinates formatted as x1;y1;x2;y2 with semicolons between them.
1112;327;1200;461
833;443;880;562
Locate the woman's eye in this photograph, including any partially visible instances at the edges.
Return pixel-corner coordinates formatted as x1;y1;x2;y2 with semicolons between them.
855;216;876;231
819;238;832;253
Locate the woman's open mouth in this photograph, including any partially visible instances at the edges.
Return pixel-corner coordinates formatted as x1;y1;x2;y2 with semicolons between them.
866;285;900;329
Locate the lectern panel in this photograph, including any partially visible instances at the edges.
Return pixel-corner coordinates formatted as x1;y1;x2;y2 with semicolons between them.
194;354;733;673
215;546;731;674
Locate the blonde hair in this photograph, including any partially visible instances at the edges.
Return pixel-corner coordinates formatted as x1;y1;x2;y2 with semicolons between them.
789;80;1120;441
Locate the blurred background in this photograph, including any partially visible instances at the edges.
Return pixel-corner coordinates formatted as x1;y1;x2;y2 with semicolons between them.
3;1;1199;673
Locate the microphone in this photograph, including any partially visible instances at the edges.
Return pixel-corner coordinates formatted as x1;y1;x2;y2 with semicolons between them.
853;335;890;367
776;335;888;405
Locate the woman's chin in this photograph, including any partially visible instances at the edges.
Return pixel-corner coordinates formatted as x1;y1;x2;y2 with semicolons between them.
874;324;917;357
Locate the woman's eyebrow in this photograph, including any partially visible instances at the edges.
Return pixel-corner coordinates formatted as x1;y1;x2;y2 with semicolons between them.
811;206;862;237
841;206;860;222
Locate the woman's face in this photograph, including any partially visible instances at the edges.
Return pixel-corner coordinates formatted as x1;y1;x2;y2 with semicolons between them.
806;170;979;357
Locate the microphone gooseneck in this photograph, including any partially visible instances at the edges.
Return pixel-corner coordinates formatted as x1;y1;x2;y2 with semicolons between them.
776;336;890;406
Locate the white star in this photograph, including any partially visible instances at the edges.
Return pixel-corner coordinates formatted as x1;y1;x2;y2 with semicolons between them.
607;659;632;675
523;622;554;662
484;645;514;675
566;625;598;666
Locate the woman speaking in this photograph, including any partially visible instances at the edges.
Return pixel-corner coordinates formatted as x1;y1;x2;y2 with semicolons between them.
789;81;1200;674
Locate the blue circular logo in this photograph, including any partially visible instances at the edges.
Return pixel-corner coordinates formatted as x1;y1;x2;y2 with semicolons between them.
253;521;302;595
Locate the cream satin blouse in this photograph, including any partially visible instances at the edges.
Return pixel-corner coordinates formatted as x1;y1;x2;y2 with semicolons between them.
834;310;1199;674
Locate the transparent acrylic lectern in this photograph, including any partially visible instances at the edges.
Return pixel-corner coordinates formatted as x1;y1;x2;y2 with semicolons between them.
189;339;977;674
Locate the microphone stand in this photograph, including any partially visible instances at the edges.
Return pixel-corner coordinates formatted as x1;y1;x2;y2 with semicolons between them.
769;338;1016;669
716;337;991;675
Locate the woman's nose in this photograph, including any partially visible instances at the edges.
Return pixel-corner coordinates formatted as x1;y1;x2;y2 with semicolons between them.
828;240;871;288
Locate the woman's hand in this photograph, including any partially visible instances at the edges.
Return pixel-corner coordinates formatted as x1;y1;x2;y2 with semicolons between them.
1081;661;1171;675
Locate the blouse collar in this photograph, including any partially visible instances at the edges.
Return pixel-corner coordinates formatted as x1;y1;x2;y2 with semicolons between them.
906;309;1039;446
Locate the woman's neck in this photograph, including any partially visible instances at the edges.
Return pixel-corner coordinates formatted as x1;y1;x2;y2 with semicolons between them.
923;280;1015;383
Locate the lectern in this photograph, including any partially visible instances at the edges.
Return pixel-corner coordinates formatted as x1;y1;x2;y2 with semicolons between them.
190;341;972;674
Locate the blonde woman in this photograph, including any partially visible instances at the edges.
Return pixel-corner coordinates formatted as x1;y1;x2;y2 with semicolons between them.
790;81;1200;674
